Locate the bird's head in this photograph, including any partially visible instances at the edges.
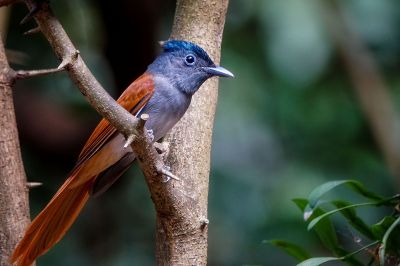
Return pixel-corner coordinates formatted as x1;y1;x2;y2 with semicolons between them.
148;40;234;95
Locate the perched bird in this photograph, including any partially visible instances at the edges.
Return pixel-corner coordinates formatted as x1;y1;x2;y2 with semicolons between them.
11;40;233;266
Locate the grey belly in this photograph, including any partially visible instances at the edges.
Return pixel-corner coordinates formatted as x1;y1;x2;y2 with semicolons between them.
139;97;191;141
145;111;183;141
91;86;190;196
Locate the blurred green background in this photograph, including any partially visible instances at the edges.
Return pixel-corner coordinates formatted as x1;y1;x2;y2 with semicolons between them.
4;0;400;265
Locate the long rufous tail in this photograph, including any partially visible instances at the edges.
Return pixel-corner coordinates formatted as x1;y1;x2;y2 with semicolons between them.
10;174;93;266
10;73;155;266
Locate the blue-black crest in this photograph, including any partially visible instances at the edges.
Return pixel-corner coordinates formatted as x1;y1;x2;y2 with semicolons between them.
162;40;215;66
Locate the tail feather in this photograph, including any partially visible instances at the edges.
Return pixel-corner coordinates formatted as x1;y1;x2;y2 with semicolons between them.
11;176;92;266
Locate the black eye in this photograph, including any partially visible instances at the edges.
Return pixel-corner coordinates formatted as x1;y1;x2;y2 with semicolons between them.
185;54;196;65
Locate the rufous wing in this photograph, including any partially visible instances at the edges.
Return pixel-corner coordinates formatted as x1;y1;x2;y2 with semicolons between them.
75;73;155;170
11;73;155;266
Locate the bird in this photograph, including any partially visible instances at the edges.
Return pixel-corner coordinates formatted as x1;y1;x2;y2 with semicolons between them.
11;40;234;266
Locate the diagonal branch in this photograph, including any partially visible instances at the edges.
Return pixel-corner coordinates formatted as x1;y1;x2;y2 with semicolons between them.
23;0;141;139
19;0;189;241
21;0;178;177
7;1;230;265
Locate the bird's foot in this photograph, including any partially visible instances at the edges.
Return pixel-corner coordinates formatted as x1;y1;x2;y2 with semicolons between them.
159;165;180;183
153;141;170;159
146;129;154;142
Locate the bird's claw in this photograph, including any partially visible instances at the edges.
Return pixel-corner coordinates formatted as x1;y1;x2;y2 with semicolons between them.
159;165;180;183
153;141;170;157
162;165;171;182
146;129;154;142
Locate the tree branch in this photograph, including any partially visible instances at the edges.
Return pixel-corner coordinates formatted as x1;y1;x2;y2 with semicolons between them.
322;2;400;188
22;0;142;138
153;0;230;264
0;35;31;265
4;0;230;265
20;0;188;210
20;0;181;188
13;58;69;79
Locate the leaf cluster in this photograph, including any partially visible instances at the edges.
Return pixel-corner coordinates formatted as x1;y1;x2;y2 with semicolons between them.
267;180;400;266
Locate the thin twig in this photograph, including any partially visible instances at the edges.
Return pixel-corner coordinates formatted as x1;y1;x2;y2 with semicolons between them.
23;0;140;139
123;135;135;148
14;67;63;79
14;0;228;264
124;114;147;147
13;49;78;79
22;0;179;187
26;182;42;188
20;0;41;24
23;26;40;35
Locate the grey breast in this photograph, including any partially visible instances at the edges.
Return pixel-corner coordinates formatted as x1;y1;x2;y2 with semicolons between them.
139;75;191;141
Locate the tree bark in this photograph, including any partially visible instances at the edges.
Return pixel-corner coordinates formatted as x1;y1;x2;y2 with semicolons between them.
1;0;230;264
0;37;31;265
154;0;230;265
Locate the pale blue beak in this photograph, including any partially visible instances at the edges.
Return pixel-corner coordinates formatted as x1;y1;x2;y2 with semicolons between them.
203;66;234;78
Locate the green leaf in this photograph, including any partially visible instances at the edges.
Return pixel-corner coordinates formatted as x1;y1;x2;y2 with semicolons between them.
331;200;376;240
307;202;376;231
292;199;339;253
292;198;308;212
371;216;396;240
265;239;311;261
293;198;315;220
296;257;339;266
292;199;364;264
308;180;382;209
312;218;340;254
345;181;384;201
308;180;351;208
296;242;379;266
379;216;400;266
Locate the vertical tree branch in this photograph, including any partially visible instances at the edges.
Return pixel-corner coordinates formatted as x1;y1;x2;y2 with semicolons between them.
153;0;230;264
322;2;400;188
1;0;229;264
0;37;31;265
